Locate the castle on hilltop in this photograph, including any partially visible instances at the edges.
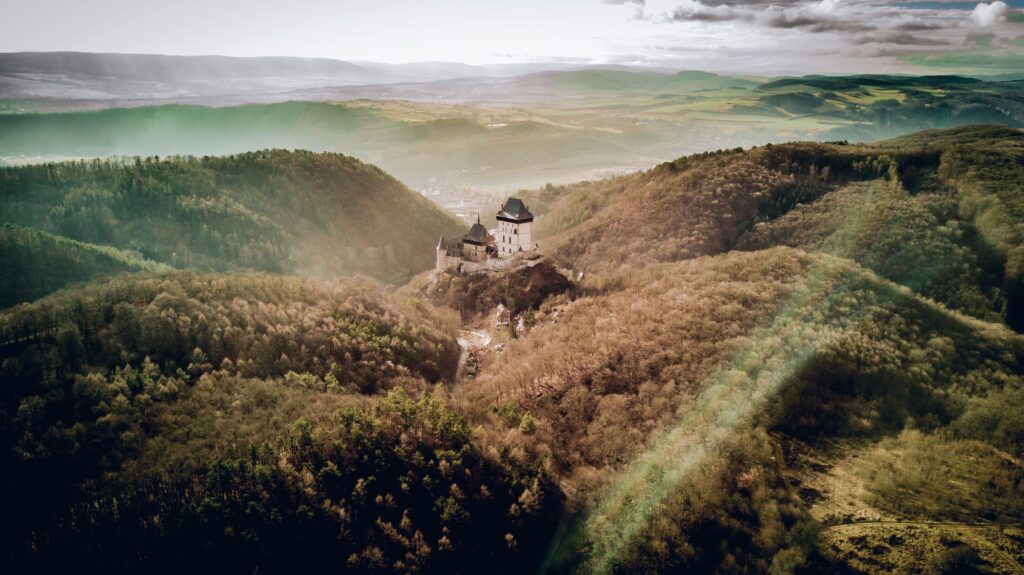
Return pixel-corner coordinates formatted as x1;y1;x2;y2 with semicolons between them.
436;198;535;273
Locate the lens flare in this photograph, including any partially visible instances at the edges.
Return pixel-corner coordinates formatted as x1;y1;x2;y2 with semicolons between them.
542;181;970;573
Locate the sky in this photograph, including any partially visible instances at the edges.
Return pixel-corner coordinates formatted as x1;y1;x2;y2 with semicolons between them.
1;0;1022;75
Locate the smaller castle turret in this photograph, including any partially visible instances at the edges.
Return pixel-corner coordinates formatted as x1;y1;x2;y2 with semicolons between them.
462;215;491;262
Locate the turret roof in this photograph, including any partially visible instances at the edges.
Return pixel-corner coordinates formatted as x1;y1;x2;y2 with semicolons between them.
463;216;490;245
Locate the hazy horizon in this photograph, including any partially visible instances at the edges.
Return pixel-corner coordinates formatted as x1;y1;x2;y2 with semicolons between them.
1;0;1023;76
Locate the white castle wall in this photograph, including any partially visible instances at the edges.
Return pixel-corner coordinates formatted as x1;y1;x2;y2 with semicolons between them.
497;220;533;257
436;253;521;274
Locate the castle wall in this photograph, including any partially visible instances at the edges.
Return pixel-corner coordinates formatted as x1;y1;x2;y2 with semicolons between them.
460;257;513;273
436;254;521;275
518;221;533;253
437;254;461;272
464;242;488;262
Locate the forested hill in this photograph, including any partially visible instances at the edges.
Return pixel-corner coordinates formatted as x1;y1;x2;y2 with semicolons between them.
527;125;1024;329
0;223;170;308
0;272;560;573
458;247;1024;574
0;150;466;285
1;126;1023;573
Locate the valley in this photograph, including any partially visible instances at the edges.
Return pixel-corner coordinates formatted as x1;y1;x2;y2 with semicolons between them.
1;52;1023;575
3;71;1022;193
3;122;1022;573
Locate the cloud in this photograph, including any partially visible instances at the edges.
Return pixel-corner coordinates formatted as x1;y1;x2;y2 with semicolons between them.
893;20;945;32
970;1;1009;26
604;0;647;19
667;0;877;32
856;32;949;46
670;1;741;22
598;0;1023;75
758;7;875;32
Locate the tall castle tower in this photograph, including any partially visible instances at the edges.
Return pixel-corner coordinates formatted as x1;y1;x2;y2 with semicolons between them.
496;198;534;258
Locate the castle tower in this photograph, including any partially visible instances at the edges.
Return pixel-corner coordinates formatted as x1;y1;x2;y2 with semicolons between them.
496;198;534;258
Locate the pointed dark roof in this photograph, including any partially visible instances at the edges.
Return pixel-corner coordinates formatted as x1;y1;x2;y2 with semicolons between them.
463;220;490;245
497;197;533;222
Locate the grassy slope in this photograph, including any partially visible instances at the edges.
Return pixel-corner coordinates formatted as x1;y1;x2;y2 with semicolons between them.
794;431;1024;574
0;223;170;308
0;150;465;285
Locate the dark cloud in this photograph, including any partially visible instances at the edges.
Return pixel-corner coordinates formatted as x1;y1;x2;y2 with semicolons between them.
760;11;875;32
601;0;1023;75
893;20;945;31
659;0;986;33
855;32;950;45
690;0;820;5
667;1;876;33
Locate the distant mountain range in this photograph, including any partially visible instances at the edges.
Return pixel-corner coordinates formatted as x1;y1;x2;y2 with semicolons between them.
0;52;575;102
3;68;1022;192
8;51;1022;108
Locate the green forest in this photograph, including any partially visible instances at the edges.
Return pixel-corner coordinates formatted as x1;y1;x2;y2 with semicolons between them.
0;223;170;307
0;273;560;573
0;150;465;291
1;125;1023;574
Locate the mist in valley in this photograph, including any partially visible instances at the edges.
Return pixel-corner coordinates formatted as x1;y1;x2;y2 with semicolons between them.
3;2;1024;574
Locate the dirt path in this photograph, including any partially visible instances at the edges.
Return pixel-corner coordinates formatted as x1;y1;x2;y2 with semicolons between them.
455;329;491;384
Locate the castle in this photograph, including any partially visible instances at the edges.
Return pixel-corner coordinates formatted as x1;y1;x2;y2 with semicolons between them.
436;198;535;273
